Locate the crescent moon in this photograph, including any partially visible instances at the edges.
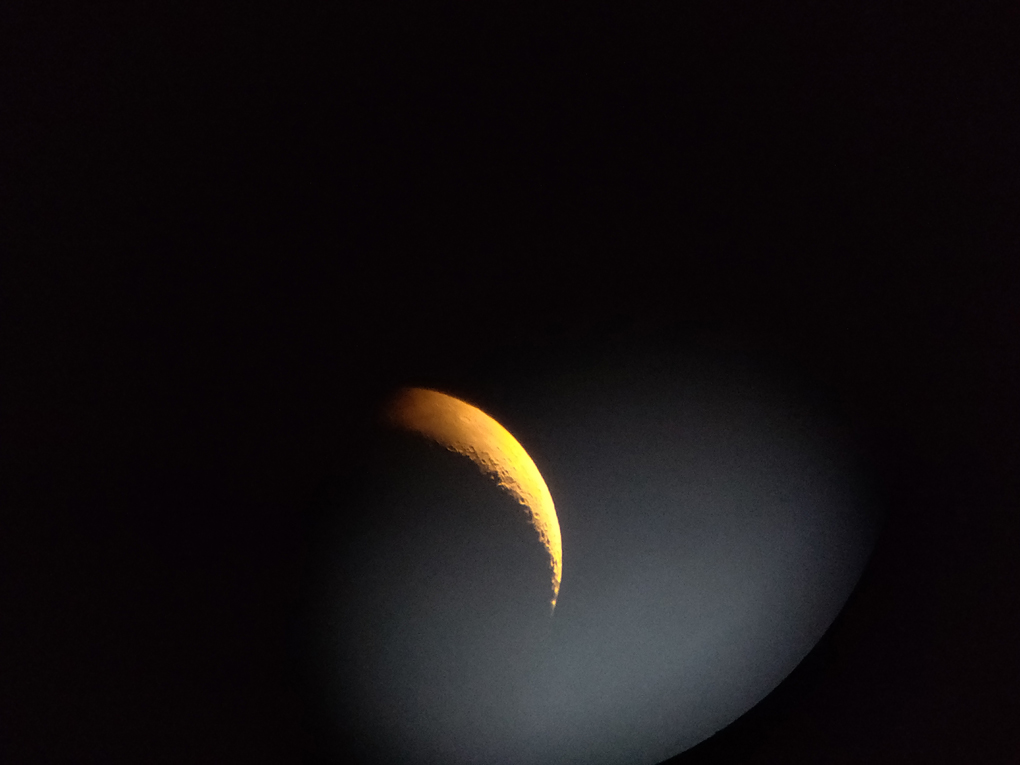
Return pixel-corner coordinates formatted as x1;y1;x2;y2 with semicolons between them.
384;387;563;612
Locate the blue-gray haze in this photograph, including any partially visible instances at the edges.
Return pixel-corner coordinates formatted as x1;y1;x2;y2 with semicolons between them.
308;343;877;765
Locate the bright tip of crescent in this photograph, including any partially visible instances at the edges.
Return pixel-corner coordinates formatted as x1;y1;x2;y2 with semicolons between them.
385;387;562;612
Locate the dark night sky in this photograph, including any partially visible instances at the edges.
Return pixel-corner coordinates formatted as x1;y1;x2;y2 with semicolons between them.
4;2;1020;763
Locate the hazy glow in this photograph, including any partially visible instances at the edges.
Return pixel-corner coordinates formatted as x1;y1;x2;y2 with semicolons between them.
386;387;563;611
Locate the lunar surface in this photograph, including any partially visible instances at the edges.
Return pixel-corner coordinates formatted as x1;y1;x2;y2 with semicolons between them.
385;386;563;611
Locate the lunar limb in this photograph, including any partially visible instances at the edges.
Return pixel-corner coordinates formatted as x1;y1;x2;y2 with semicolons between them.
385;387;563;611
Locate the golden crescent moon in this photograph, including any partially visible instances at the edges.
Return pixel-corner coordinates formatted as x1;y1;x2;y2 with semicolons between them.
385;387;562;612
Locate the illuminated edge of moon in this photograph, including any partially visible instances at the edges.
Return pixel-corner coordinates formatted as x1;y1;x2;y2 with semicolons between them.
384;387;562;613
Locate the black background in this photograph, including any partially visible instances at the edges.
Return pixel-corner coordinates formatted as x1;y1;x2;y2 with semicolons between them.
4;2;1019;763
